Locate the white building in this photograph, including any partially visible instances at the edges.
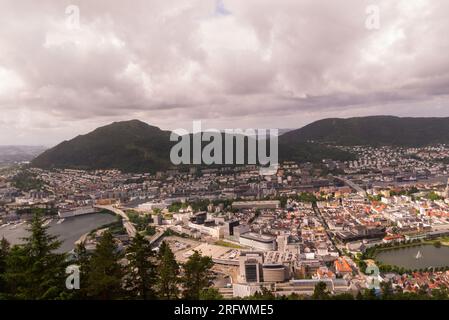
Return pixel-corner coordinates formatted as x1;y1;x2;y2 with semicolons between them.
137;201;167;211
239;232;277;251
58;206;98;218
187;222;224;239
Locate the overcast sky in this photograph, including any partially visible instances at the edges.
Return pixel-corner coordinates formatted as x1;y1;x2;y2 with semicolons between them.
1;0;449;146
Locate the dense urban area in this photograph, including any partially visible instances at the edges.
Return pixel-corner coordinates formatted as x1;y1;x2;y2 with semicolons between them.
2;144;449;300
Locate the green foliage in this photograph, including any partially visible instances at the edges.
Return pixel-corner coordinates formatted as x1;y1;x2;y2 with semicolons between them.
312;282;331;300
283;116;449;147
407;186;419;195
0;218;216;301
125;233;157;300
277;192;319;208
282;293;307;300
190;200;211;212
297;192;319;203
30;116;449;174
181;251;214;300
279;139;355;162
1;214;68;299
32;120;173;173
86;231;124;300
163;228;192;239
1;216;448;301
144;225;156;236
359;288;378;300
332;293;355;300
380;281;394;299
125;210;152;232
249;287;276;300
0;237;10;295
358;260;368;273
245;282;449;300
427;191;443;201
70;241;91;299
31;119;358;174
169;199;232;214
156;241;180;300
12;170;44;191
0;238;9;271
199;288;223;300
214;240;244;249
168;202;188;213
369;194;382;202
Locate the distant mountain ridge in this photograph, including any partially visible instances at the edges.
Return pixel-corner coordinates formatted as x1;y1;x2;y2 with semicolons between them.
31;116;449;173
0;145;47;165
30;119;353;172
31;120;172;172
282;115;449;147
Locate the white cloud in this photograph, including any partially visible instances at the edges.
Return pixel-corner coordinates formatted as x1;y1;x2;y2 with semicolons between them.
0;0;449;145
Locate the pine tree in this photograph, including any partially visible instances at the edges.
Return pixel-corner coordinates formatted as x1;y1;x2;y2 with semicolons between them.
199;287;223;300
86;231;124;299
181;250;214;300
361;288;378;300
3;245;28;298
380;280;394;299
0;237;9;269
125;233;156;300
312;281;330;300
3;214;68;299
71;241;91;299
74;241;90;274
0;237;10;295
156;241;179;299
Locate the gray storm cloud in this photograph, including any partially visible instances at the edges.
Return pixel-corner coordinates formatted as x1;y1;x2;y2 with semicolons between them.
0;0;449;145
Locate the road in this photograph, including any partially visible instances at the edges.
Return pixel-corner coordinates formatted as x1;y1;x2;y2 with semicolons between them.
313;205;342;255
333;176;367;196
94;204;137;237
148;229;165;245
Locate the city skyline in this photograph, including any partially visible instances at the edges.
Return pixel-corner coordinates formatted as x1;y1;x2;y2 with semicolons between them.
4;0;449;308
1;0;449;145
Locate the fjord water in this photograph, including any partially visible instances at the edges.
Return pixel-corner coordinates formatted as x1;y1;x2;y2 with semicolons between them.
0;213;116;252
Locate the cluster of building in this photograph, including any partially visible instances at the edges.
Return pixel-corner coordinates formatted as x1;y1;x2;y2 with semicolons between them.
341;145;449;184
387;271;449;294
2;144;449;298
